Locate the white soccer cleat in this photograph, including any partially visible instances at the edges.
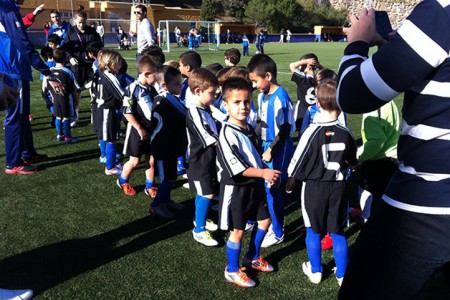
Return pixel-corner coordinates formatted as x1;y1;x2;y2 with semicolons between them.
261;230;284;248
224;267;255;288
333;267;344;286
302;261;322;284
192;229;218;247
193;219;218;232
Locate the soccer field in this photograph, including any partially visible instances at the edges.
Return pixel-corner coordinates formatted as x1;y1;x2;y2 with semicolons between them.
0;42;448;299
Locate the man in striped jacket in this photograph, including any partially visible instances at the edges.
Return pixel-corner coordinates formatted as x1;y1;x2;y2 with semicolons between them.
337;2;450;299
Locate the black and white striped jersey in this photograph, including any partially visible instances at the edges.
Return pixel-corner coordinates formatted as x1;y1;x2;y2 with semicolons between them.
217;122;264;186
288;120;357;182
123;80;154;129
94;70;124;110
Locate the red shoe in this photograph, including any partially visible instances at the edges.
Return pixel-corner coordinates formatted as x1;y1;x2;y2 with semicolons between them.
321;233;333;250
5;165;37;175
116;179;136;196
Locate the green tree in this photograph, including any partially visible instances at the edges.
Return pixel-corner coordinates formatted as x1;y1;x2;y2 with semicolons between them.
200;0;219;21
223;0;249;21
244;0;275;28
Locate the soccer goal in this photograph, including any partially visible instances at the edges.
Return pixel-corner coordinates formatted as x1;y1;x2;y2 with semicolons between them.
157;20;221;53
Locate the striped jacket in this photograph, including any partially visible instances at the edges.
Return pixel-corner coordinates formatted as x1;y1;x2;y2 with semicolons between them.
337;0;450;214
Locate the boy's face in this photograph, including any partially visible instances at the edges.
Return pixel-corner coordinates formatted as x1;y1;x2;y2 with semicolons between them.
196;86;217;106
223;89;251;124
179;60;190;77
249;72;271;93
165;74;182;95
48;42;57;49
140;68;156;86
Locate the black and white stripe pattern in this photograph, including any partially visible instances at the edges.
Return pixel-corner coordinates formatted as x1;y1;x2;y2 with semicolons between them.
337;0;450;213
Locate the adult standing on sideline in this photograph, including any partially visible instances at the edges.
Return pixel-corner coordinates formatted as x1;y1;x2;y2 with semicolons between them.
62;7;101;86
47;10;71;45
279;28;285;43
0;0;64;174
337;4;450;299
96;21;105;44
174;25;181;46
0;74;33;298
286;29;292;43
133;4;155;62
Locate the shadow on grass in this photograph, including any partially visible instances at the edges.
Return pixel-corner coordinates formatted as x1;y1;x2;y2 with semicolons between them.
0;213;193;296
37;148;102;170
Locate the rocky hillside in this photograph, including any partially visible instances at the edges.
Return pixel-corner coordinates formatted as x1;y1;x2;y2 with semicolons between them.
329;0;420;28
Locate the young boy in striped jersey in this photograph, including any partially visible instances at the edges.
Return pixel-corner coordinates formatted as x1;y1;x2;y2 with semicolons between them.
247;54;295;248
43;48;80;144
286;80;357;286
217;77;280;288
116;55;157;197
186;68;220;247
148;65;187;219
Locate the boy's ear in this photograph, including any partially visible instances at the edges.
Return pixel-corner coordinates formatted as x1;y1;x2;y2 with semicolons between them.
265;72;272;81
194;87;201;96
160;81;167;91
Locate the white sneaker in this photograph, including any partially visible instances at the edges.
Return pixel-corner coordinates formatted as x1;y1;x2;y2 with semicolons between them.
244;222;255;233
0;288;33;300
182;174;188;179
192;229;218;246
333;267;344;286
183;182;190;189
261;230;284;248
193;219;218;231
302;261;322;284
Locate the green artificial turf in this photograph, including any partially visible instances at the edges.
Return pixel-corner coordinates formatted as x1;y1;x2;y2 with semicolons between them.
0;42;448;299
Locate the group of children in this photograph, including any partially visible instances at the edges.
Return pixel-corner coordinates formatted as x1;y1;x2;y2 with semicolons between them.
36;43;363;289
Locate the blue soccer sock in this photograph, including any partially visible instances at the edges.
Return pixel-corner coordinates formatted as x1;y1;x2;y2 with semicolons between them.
119;175;129;185
265;186;285;237
145;178;154;189
63;119;72;139
331;232;348;278
152;179;172;207
194;195;211;233
99;140;107;158
55;118;63;136
226;239;242;273
306;227;323;273
246;227;268;260
105;142;117;170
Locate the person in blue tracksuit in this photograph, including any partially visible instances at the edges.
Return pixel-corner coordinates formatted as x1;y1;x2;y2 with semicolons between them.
0;0;63;174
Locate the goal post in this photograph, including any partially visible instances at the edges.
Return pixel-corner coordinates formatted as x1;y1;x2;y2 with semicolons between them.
157;20;221;53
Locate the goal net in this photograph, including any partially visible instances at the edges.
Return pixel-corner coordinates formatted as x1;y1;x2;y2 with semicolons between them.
157;20;221;53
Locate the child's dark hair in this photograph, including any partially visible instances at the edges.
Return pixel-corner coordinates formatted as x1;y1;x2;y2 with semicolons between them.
247;54;277;79
299;52;319;71
316;79;339;112
40;46;53;61
313;69;337;87
224;48;241;65
141;45;165;65
119;57;128;74
52;48;67;64
205;63;223;75
216;66;233;86
137;55;159;74
75;6;87;18
180;51;202;70
222;77;252;101
155;65;181;86
47;34;61;46
86;40;103;58
188;68;218;93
